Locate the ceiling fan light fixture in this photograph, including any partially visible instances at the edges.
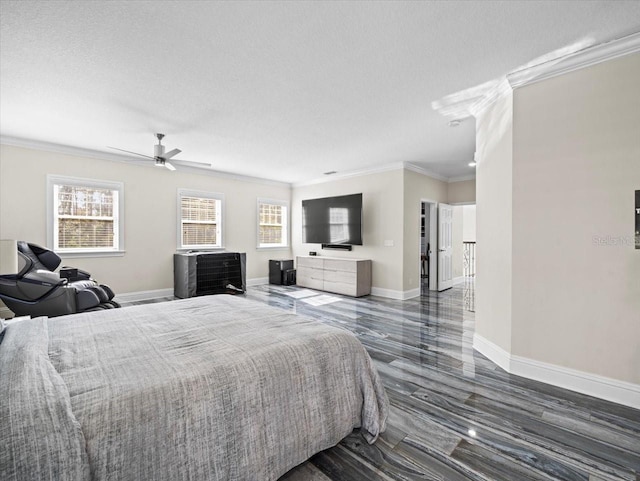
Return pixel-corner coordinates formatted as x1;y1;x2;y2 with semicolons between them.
108;133;181;172
154;145;164;158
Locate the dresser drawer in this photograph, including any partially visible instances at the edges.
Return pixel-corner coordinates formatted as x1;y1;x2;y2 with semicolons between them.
296;265;322;280
322;258;357;273
295;256;371;297
323;280;356;296
322;269;356;285
296;273;323;290
297;256;323;269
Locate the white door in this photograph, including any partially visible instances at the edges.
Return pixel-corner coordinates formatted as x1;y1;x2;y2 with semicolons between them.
438;203;453;291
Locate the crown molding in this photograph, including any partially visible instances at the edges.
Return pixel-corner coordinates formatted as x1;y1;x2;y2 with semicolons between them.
402;163;449;182
168;160;291;187
1;135;142;164
508;31;640;89
433;32;640;122
293;160;456;188
2;135;466;188
447;174;476;183
293;162;406;187
0;136;291;187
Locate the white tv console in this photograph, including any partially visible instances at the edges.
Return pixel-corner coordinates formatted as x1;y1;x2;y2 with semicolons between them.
296;256;372;297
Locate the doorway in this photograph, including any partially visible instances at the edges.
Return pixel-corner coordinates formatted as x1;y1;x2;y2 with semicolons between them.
420;201;438;291
419;201;476;295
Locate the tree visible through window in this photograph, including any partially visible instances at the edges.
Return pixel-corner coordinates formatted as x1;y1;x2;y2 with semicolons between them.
56;186;115;248
179;192;222;248
258;200;288;248
49;177;122;252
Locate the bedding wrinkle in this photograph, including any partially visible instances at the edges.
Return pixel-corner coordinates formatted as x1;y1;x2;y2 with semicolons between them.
4;295;388;481
1;317;91;481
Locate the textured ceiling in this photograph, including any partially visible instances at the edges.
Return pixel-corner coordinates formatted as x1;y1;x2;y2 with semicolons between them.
1;1;639;183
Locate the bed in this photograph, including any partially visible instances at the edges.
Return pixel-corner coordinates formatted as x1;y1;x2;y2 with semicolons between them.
0;295;388;481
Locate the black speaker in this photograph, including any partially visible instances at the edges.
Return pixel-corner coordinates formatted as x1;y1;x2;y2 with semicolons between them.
269;259;294;285
283;269;296;286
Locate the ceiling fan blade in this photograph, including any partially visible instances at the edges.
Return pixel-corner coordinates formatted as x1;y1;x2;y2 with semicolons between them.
107;146;155;160
163;148;181;160
165;161;176;171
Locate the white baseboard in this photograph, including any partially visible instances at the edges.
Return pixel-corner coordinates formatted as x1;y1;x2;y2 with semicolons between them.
473;333;640;410
114;288;174;303
401;287;421;300
453;276;466;285
114;282;416;301
116;278;269;302
371;287;421;300
472;333;512;372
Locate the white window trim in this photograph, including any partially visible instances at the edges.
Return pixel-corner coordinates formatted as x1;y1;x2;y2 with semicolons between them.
256;197;289;250
46;175;125;257
177;188;225;251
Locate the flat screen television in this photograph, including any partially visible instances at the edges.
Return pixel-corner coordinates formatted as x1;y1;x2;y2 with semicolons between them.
302;193;363;245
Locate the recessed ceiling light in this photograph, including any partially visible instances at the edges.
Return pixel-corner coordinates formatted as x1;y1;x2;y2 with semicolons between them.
469;151;478;167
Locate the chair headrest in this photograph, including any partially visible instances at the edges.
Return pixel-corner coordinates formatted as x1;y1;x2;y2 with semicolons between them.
17;241;62;272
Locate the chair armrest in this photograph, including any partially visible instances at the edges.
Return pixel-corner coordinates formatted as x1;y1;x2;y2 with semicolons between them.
76;289;101;311
60;266;92;281
24;270;66;287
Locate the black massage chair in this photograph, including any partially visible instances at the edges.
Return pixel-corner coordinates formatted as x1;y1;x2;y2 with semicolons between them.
0;241;120;317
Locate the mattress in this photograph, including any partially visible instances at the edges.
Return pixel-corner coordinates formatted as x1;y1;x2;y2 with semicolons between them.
0;295;388;481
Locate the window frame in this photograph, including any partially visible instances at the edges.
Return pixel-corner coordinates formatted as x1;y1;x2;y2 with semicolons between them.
46;175;125;257
177;188;225;250
256;198;289;250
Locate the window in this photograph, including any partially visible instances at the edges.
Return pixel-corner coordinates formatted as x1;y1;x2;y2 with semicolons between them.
257;198;288;248
178;189;224;249
47;175;124;255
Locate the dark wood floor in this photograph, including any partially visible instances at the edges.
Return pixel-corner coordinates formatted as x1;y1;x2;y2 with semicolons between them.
124;280;639;480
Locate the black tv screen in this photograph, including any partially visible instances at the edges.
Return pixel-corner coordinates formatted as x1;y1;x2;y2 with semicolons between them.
302;193;363;245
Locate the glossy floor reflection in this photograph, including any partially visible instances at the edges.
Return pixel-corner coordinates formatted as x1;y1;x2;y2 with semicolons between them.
240;282;639;481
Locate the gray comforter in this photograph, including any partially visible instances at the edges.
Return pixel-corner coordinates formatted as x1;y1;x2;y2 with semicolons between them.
0;295;388;481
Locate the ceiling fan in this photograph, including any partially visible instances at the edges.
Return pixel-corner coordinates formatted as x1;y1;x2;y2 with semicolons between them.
108;133;181;171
